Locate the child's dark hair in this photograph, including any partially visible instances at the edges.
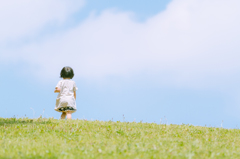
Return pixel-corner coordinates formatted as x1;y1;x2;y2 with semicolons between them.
60;66;74;79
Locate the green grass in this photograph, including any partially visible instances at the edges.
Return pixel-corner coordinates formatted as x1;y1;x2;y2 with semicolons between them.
1;118;240;159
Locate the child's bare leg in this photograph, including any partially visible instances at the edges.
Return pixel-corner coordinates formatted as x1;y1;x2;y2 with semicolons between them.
61;112;66;119
66;111;72;119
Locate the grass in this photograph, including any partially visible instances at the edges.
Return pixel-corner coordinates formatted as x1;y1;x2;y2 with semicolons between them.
1;118;240;159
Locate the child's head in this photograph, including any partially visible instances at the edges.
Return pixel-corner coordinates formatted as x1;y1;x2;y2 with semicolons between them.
60;66;74;79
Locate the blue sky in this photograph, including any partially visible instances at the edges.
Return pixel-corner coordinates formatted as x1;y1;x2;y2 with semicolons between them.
74;0;171;21
1;0;240;128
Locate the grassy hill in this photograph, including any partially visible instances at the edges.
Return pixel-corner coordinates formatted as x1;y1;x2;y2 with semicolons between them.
0;118;240;159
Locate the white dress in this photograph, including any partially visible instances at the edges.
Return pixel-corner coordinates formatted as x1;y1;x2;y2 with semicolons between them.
55;79;78;113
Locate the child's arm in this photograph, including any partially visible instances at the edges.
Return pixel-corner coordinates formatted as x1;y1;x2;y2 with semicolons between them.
54;87;61;93
74;91;76;99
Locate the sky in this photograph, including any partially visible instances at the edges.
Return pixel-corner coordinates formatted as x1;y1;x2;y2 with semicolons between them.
1;0;240;128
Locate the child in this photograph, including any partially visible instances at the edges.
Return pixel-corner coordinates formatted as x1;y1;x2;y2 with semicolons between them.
54;66;78;119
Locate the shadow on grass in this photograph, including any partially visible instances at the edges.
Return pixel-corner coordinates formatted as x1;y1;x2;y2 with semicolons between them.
0;118;51;126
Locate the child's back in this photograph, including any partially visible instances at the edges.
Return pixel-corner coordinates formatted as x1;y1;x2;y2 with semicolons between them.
54;67;77;119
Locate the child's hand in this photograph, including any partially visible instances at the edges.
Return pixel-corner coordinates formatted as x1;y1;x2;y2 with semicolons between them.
54;87;61;93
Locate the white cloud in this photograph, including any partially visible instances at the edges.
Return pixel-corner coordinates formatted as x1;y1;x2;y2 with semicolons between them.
1;0;240;88
0;0;84;43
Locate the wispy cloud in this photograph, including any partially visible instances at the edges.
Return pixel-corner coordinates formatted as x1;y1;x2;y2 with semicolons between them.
0;0;84;43
1;0;240;89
